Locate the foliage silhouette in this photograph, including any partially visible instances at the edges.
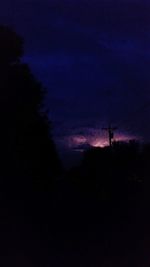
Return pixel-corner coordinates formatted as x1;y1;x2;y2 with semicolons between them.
0;25;62;190
70;140;150;206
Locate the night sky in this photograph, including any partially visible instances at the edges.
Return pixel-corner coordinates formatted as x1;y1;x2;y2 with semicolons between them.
0;0;150;153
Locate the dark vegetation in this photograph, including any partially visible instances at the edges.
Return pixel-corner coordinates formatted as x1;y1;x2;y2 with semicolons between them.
1;26;150;266
0;25;62;191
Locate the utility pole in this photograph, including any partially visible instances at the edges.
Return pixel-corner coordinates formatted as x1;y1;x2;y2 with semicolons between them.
102;124;117;147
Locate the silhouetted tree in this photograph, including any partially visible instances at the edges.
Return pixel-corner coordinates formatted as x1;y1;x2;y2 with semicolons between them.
0;25;62;189
78;140;147;204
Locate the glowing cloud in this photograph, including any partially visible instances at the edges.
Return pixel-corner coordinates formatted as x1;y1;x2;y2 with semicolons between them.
66;130;139;151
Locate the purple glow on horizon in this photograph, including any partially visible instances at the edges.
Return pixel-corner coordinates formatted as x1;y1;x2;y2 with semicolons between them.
65;130;140;150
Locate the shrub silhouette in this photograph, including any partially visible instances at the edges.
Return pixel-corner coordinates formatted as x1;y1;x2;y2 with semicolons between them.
78;140;149;203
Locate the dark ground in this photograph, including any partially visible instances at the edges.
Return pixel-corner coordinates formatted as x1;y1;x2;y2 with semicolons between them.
1;173;150;267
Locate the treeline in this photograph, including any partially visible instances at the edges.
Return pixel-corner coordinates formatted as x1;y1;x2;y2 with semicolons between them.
0;25;62;191
68;140;150;209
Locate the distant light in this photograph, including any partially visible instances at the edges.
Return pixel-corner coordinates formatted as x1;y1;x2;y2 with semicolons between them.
91;139;108;148
66;131;139;150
